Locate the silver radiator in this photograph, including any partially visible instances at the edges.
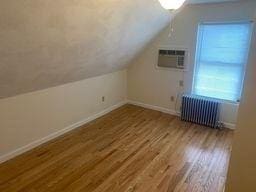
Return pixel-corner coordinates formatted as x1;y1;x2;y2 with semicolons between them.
181;94;220;128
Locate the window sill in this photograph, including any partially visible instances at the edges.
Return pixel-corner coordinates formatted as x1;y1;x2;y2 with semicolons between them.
191;94;240;105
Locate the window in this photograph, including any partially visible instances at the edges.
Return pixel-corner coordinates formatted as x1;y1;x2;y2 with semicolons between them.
193;22;252;102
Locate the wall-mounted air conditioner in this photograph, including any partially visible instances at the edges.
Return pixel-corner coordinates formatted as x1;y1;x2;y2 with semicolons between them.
157;48;188;70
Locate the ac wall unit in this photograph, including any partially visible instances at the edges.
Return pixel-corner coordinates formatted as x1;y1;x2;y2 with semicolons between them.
157;49;187;70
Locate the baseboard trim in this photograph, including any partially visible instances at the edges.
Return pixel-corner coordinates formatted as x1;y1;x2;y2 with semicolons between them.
0;100;235;164
222;122;236;130
0;101;127;164
127;100;179;116
127;100;236;130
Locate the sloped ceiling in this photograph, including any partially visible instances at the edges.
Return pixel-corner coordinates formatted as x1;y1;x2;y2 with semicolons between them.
0;0;171;98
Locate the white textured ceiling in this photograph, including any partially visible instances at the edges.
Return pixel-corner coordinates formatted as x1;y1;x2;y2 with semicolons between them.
0;0;170;98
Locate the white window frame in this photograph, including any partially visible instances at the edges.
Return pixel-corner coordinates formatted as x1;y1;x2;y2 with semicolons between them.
192;21;254;103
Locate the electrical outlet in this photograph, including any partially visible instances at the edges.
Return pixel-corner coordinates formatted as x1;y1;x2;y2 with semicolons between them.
170;96;175;102
102;96;105;102
179;80;184;87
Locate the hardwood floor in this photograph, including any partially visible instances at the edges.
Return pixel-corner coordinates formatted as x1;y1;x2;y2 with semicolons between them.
0;104;233;192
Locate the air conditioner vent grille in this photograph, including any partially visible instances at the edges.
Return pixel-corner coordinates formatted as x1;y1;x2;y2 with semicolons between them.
158;49;186;69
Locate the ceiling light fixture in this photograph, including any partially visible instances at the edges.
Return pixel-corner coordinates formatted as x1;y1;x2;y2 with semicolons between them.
158;0;187;10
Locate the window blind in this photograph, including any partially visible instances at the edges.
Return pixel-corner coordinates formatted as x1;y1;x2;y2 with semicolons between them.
193;22;252;102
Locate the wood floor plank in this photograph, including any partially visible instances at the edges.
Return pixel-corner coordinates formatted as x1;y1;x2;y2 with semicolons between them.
0;104;233;192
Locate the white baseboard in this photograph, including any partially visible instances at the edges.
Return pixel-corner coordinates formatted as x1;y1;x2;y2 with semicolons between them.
0;100;235;164
127;100;236;130
0;101;127;164
127;100;179;116
222;122;236;130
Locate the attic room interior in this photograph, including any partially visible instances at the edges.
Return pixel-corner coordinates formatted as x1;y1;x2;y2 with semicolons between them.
0;0;256;191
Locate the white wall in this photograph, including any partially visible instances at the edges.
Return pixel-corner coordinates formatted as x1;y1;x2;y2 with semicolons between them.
226;9;256;191
0;70;127;162
128;1;256;128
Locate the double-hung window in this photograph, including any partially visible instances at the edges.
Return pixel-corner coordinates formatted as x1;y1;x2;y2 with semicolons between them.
193;22;252;102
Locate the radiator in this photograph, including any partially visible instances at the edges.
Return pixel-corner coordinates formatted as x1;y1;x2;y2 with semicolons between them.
181;94;220;128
